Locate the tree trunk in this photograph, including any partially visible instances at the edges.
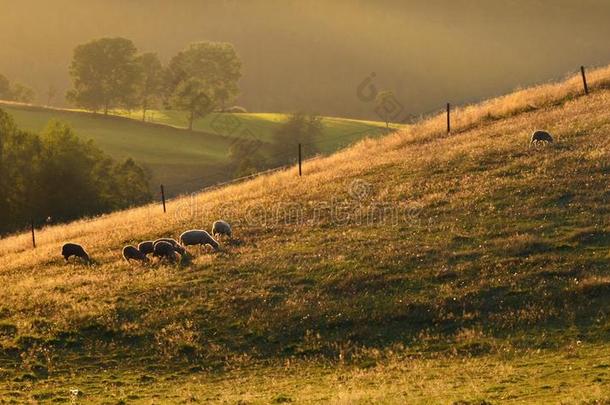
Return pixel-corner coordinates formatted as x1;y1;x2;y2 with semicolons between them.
188;110;194;131
142;98;148;121
104;103;109;116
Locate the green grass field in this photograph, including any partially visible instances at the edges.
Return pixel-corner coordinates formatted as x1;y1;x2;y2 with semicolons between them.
0;103;397;195
0;67;609;403
116;109;399;153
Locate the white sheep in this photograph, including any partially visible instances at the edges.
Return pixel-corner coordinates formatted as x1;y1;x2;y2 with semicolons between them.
180;229;220;251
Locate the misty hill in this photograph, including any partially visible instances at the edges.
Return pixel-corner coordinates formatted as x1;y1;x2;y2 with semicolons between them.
2;1;610;119
0;66;608;402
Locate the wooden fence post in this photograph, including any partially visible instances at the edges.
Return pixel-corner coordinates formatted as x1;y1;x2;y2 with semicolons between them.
581;66;589;95
31;219;36;248
446;102;451;134
298;143;302;176
160;184;166;213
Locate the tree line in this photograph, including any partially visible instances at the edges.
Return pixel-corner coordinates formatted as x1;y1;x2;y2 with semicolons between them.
0;109;151;235
67;37;242;130
0;74;35;103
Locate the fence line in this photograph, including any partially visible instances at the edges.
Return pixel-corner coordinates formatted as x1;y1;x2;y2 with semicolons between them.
15;64;602;229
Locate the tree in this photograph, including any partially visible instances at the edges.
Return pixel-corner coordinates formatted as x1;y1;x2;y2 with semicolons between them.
0;74;10;99
46;84;58;106
67;37;141;114
228;137;266;177
10;83;35;103
135;52;164;121
165;42;241;130
271;113;323;164
375;90;397;129
0;74;35;103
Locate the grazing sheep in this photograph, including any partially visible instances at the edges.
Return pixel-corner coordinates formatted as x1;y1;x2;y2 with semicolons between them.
212;220;232;238
530;130;554;146
152;241;178;262
61;243;90;263
180;230;220;251
122;245;149;263
138;241;154;255
153;238;186;255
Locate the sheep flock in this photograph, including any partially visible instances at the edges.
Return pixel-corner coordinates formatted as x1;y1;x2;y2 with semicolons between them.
61;220;232;265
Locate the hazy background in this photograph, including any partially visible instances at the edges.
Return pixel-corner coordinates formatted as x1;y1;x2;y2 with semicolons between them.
1;0;609;119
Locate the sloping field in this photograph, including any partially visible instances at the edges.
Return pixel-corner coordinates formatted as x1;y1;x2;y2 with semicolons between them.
0;104;233;194
0;67;609;403
116;109;398;153
1;104;396;195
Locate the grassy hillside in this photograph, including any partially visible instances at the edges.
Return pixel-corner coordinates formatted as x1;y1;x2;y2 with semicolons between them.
116;109;400;153
1;104;396;195
0;104;233;194
0;67;609;403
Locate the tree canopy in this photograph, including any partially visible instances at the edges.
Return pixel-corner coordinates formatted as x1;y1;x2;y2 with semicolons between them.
66;37;141;114
135;52;164;121
0;73;36;103
165;42;242;130
0;109;151;235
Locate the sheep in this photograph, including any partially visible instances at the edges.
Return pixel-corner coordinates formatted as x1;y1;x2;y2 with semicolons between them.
138;241;154;255
212;220;232;238
152;241;178;263
180;229;220;251
530;130;554;146
61;243;90;263
122;245;149;263
153;238;186;256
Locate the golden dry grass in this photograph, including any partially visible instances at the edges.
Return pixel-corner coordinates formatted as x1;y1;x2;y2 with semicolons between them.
0;65;609;403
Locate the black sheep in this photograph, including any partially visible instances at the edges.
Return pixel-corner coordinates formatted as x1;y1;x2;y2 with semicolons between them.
61;243;90;263
530;130;554;146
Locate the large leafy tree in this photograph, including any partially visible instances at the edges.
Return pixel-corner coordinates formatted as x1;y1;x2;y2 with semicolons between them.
135;52;164;121
165;42;241;130
67;37;141;114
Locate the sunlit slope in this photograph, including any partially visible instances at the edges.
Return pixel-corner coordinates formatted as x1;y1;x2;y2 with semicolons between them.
115;110;400;153
0;66;608;369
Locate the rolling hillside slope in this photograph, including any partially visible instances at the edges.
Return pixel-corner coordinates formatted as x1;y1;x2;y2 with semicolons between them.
115;110;400;153
0;103;395;195
0;67;609;403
